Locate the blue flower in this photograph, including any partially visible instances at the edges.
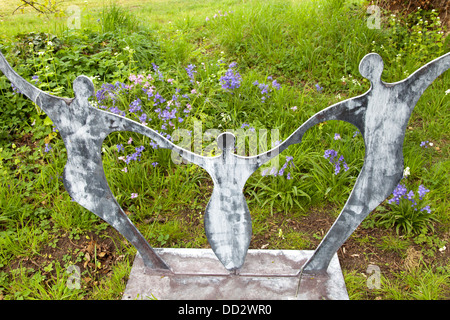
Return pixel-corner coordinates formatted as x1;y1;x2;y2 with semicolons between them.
271;79;281;90
258;83;270;95
44;143;52;153
324;149;348;175
150;140;159;149
269;167;278;176
109;106;125;116
219;63;242;91
418;185;430;199
117;144;124;152
324;149;338;161
153;92;166;105
152;63;164;81
11;83;22;95
125;146;145;164
139;113;147;123
96;83;117;104
32;75;40;84
388;183;408;205
185;64;197;83
315;83;323;93
129;98;142;113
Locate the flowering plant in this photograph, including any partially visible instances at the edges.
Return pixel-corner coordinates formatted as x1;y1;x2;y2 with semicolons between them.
374;180;438;235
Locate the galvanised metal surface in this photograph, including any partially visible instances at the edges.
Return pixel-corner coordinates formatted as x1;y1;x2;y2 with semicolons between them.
122;249;348;300
1;51;448;273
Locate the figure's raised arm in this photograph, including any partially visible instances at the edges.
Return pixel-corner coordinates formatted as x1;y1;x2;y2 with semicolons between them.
90;104;209;168
404;52;450;103
0;50;66;111
252;93;369;166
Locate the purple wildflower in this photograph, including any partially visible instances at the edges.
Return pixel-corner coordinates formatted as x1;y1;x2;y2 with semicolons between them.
125;146;145;164
315;83;323;93
269;167;278;176
129;98;142;113
258;83;270;95
31;75;40;84
324;149;338;161
117;144;124;152
220;63;242;91
152;63;163;81
139;113;147;123
150;140;159;149
272;79;281;90
109;106;125;116
96;83;117;104
44;143;52;153
11;83;22;95
185;64;197;83
388;183;408;205
324;149;348;175
406;190;415;200
153;92;166;106
418;185;430;200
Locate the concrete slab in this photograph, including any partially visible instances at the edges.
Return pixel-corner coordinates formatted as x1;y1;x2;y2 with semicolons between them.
122;249;348;300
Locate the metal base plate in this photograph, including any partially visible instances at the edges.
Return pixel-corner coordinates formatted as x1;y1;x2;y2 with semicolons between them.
122;248;348;300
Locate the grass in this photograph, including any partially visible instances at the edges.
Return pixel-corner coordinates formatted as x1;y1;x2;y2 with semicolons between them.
0;0;449;300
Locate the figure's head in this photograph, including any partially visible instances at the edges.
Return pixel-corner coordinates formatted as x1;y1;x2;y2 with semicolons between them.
217;132;236;152
359;53;384;83
73;76;95;100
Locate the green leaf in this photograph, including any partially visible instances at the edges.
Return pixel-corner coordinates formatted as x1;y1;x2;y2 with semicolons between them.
44;116;53;126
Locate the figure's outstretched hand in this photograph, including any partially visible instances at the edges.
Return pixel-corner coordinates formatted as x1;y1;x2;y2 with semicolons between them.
0;50;69;111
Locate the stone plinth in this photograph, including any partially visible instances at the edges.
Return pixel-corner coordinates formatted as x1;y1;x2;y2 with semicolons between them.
122;248;348;300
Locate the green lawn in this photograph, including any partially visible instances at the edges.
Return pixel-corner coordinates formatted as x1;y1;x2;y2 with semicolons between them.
0;0;449;300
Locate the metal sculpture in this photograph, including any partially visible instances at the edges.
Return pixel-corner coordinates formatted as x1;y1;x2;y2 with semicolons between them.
1;50;448;275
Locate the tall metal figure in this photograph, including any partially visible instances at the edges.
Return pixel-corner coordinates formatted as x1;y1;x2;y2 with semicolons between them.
1;50;448;274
